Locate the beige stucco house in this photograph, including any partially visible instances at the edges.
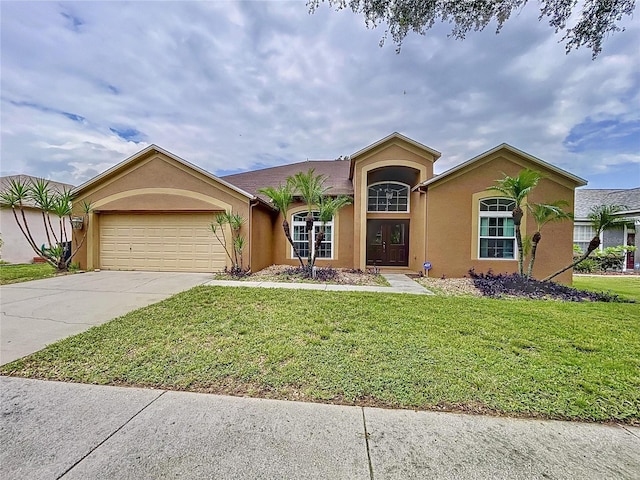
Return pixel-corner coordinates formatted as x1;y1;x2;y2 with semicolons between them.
71;133;587;283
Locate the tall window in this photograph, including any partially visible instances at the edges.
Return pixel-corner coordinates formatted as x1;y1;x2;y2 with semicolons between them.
292;211;333;259
479;198;516;259
368;182;409;212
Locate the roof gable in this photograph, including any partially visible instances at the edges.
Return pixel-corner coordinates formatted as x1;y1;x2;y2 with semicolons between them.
349;132;441;179
416;143;587;190
72;144;255;200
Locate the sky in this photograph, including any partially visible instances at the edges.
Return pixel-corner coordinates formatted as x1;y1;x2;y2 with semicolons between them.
1;1;639;190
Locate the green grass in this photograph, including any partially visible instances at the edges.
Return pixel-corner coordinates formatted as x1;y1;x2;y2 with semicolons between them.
0;263;55;284
573;276;640;302
2;286;638;424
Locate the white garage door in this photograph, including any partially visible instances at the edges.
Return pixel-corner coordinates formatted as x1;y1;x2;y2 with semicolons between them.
100;213;227;272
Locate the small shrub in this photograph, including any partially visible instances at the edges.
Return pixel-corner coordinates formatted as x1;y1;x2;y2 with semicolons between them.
223;265;250;278
572;245;635;273
68;262;81;272
574;258;599;273
468;269;631;303
281;266;339;281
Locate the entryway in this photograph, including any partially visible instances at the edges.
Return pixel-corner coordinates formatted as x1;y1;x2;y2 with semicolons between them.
626;232;635;270
366;220;409;267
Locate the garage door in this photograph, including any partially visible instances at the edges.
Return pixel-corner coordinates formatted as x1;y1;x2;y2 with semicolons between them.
100;213;227;272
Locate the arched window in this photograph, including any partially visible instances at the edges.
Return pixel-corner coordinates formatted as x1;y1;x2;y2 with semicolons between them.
291;211;334;259
367;182;409;212
479;198;516;259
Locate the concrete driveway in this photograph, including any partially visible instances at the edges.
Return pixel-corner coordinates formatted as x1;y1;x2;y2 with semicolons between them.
0;271;212;365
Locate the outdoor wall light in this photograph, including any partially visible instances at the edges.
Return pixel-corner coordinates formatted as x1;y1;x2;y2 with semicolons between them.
71;216;84;230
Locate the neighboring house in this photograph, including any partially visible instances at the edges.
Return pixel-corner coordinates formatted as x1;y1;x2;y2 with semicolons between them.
71;133;586;282
0;175;74;264
574;187;640;272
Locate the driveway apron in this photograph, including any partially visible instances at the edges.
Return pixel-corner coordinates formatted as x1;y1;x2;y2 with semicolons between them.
0;271;212;365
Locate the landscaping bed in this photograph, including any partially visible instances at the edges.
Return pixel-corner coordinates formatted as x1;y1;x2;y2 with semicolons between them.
215;264;389;286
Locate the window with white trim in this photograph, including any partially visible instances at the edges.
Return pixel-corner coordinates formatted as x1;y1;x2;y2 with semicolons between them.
479;198;516;259
573;224;598;253
292;211;334;259
367;182;409;212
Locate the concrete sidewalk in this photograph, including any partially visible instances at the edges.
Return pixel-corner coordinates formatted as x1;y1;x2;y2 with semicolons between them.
1;377;638;480
205;273;433;295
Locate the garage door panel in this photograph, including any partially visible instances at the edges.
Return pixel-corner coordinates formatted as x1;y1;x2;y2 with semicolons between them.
100;213;226;273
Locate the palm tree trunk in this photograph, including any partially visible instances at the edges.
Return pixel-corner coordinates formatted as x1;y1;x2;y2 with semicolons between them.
12;207;57;269
515;226;525;276
41;211;54;248
526;231;541;278
305;213;313;268
513;206;524;276
282;219;305;267
542;236;600;282
67;227;90;269
46;213;60;244
311;228;325;267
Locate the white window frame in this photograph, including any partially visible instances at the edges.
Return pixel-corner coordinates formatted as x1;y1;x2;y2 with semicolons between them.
478;198;517;260
573;222;603;253
291;211;334;260
367;181;410;213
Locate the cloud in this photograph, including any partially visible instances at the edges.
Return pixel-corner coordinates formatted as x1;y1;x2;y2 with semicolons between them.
1;1;638;189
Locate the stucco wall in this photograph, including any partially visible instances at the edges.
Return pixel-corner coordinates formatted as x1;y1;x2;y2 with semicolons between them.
351;141;437;271
1;207;72;264
249;204;276;272
271;202;354;268
426;152;577;284
72;152;252;271
603;228;625;248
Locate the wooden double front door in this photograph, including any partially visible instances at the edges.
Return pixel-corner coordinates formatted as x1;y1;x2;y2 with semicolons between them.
366;220;409;267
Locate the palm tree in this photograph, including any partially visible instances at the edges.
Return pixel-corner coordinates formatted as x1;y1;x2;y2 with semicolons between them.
29;177;56;247
525;201;573;278
210;211;246;272
0;177;41;255
257;184;305;267
287;169;329;267
488;169;542;275
543;204;628;281
311;195;352;267
0;177;92;271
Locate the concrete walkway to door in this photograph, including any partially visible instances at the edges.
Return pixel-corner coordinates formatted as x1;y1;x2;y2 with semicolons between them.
0;271;212;365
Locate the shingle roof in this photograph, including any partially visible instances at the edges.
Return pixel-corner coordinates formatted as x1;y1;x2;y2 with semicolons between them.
415;143;587;189
0;174;74;192
574;187;640;219
221;159;352;202
0;175;75;209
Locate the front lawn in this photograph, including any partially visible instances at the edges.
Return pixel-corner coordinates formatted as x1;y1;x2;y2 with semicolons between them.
0;263;55;285
2;287;638;424
573;275;640;302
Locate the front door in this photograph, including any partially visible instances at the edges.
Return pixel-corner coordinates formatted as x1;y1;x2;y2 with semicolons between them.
626;233;636;270
366;220;409;267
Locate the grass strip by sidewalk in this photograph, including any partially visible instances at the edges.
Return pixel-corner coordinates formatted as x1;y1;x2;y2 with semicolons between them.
573;276;640;302
2;286;638;424
0;263;55;285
